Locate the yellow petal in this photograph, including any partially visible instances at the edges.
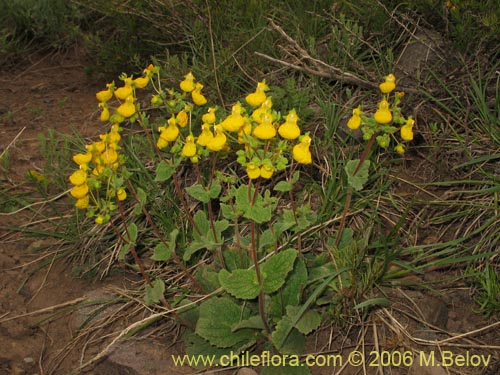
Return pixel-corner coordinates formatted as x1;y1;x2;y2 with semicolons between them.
134;76;149;89
116;188;127;201
69;169;87;186
70;184;89;199
114;85;133;100
75;195;89;209
73;152;92;165
246;163;261;179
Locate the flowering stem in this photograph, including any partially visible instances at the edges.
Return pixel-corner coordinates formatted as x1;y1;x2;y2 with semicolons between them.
248;180;271;335
139;123;201;235
114;203;195;330
126;180;203;293
335;135;376;247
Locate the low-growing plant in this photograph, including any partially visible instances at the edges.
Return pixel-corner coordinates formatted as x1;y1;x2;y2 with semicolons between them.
67;65;413;371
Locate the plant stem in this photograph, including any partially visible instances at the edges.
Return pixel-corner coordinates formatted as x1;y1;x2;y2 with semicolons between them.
139;122;201;235
335;135;376;247
115;203;194;330
126;180;203;293
248;180;271;335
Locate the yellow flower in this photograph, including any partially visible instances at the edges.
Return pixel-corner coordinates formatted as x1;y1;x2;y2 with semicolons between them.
133;76;149;89
253;113;276;140
207;125;227;151
116;188;127;201
238;121;252;144
117;95;136;118
400;117;414;141
101;148;118;164
251;97;273;123
221;103;245;132
176;110;189;128
96;86;113;103
73;152;92;165
157;137;169;150
246;163;261;180
379;73;396;94
202;107;216;124
197;123;214;146
395;144;405;154
114;79;133;100
159;116;179;142
182;135;197;158
245;81;269;107
75;195;89;209
180;72;196;93
100;107;110;122
69;169;87;186
70;183;89;199
192;83;207;106
260;164;275;179
347;107;362;130
278;109;301;140
374;99;392;124
293;135;312;164
95;215;105;225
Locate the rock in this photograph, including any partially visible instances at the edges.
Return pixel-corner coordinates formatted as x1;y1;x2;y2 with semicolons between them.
408;361;447;375
416;295;449;330
237;368;259;375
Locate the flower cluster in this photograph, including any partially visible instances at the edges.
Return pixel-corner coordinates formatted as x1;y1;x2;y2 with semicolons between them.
149;72;312;180
69;124;127;223
68;65;158;222
347;73;414;154
69;67;314;223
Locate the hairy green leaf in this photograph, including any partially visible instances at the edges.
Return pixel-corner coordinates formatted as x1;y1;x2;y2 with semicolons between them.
261;249;297;293
219;269;259;299
345;159;370;191
196;297;254;348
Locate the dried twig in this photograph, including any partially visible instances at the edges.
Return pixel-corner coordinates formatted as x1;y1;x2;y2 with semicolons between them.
257;19;419;94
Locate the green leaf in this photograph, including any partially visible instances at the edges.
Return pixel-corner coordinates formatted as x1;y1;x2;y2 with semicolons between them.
259;228;276;252
184;240;210;261
354;297;390;310
144;278;165;306
232;315;265;331
126;222;138;245
155;160;175;182
271;315;294;351
196;297;254;348
186;183;211;203
193;210;210;239
274;181;293;192
270;257;307;317
280;327;306;354
208;181;222;199
219;269;259;300
261;249;297;294
220;203;239;220
286;307;321;335
118;243;131;261
195;266;221;292
151;229;178;262
132;187;147;215
151;242;172;261
245;204;272;224
345;159;370;191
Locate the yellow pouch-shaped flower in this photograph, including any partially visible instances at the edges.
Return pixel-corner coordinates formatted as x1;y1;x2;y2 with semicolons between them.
73;152;92;165
293;135;312;164
374;99;392;124
70;183;89;199
75;195;89;209
253;115;276;140
117;96;136;118
116;188;127;201
379;73;396;94
192;83;207;106
207;126;227;152
197;124;214;146
278;110;301;140
69;169;87;186
180;72;196;92
182;135;197;158
246;163;261;179
202;107;216;124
